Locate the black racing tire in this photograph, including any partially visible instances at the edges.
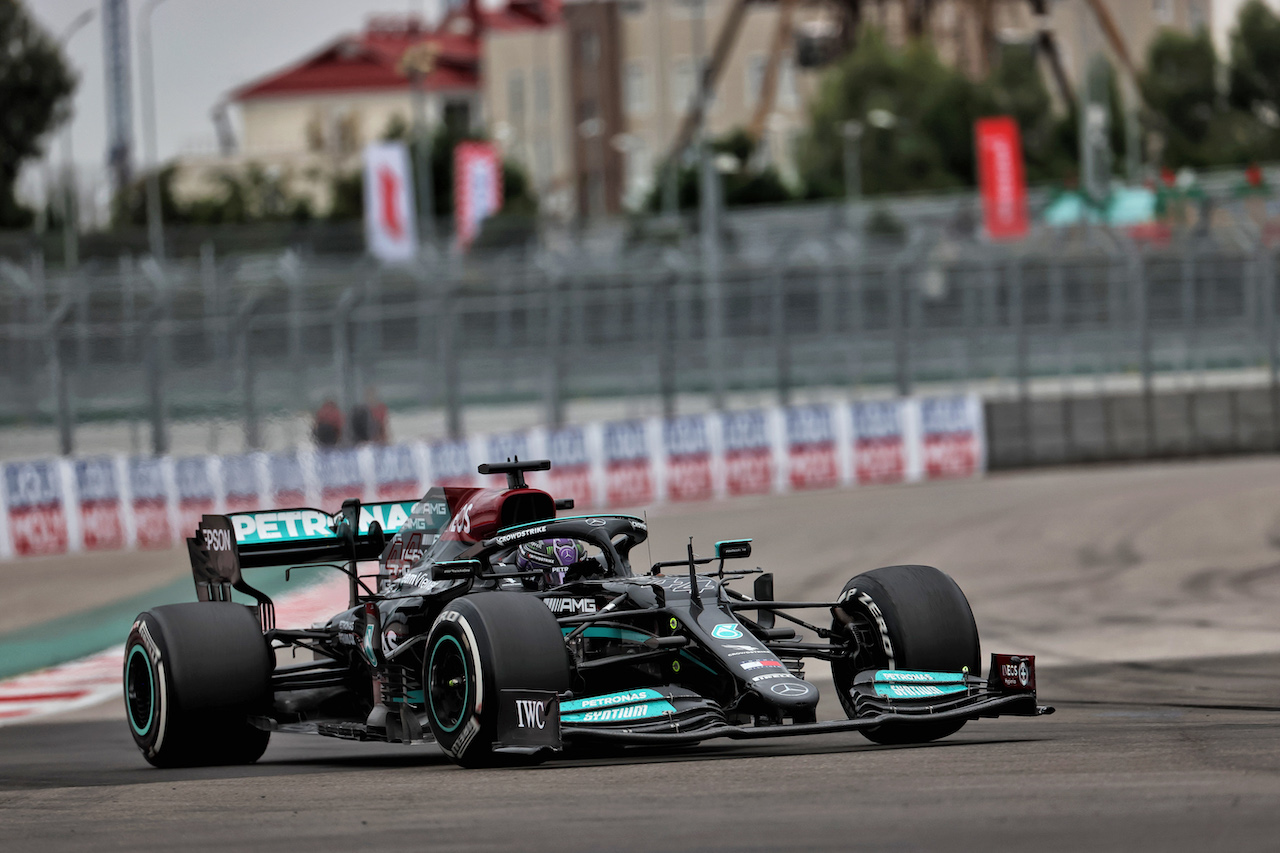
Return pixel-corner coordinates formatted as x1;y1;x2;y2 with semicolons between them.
123;602;273;768
423;593;571;768
830;565;981;745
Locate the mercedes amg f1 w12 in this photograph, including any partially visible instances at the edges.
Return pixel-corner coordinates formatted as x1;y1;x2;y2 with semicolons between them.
123;459;1051;768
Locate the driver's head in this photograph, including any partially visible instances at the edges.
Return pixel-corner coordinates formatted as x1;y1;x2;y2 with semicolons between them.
516;538;587;586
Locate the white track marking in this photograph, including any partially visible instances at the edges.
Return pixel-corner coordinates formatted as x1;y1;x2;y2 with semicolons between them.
0;576;351;727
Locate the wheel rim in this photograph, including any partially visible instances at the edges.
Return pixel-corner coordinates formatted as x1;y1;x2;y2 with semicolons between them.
125;644;155;737
428;635;469;733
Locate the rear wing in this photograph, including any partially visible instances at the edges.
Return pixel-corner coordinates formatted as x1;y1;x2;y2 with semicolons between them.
187;498;429;628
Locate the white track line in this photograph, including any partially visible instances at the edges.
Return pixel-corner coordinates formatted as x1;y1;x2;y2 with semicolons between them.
0;576;351;727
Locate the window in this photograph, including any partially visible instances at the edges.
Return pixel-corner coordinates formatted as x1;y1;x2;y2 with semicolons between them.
745;54;766;108
626;138;653;208
1188;0;1205;30
443;101;470;135
625;61;650;115
534;68;551;112
508;71;525;120
671;58;696;112
778;57;797;110
670;0;715;19
579;31;600;66
535;138;553;183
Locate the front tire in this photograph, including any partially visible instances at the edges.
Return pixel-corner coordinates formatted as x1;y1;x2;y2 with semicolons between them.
124;602;272;768
423;593;571;768
830;565;981;745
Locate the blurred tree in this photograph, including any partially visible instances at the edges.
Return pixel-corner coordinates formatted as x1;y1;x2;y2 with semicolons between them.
113;163;314;226
0;0;76;228
1140;29;1221;168
1227;0;1280;160
985;43;1092;185
644;128;796;211
799;29;989;198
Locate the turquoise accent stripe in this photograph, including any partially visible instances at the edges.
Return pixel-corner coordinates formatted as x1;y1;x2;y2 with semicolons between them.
0;565;329;681
559;688;666;714
561;626;652;643
562;700;677;724
428;635;468;733
874;683;969;699
390;689;426;706
124;644;153;736
873;670;967;684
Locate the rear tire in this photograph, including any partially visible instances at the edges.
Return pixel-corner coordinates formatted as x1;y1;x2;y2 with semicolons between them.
830;565;981;745
124;602;272;768
423;593;571;768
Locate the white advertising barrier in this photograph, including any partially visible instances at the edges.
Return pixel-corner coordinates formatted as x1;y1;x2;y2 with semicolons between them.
128;456;173;550
783;403;845;493
370;443;424;501
919;394;986;480
532;425;599;508
601;419;660;509
2;459;73;558
850;398;914;486
661;414;717;504
720;409;776;499
74;457;126;552
0;396;983;562
173;456;218;543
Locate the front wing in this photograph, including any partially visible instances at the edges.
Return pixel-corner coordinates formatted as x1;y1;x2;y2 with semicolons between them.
495;654;1053;751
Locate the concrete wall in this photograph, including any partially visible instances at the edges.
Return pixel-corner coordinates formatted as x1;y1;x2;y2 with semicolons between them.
986;385;1280;469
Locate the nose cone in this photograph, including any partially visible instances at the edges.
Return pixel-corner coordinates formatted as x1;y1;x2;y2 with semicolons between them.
755;678;819;711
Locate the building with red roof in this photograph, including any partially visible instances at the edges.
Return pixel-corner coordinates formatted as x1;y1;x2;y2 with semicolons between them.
175;2;557;218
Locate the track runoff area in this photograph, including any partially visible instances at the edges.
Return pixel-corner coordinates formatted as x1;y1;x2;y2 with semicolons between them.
3;457;1280;852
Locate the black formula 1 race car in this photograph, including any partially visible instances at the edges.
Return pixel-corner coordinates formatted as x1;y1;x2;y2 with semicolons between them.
123;459;1052;768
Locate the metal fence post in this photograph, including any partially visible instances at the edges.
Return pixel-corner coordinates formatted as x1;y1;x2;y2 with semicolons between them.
892;258;910;397
700;158;725;410
145;305;168;455
772;269;791;406
1180;246;1198;451
1264;244;1279;450
47;300;75;455
239;319;259;450
333;288;360;433
281;250;304;411
1010;254;1030;464
1132;249;1154;456
438;277;461;439
544;268;565;429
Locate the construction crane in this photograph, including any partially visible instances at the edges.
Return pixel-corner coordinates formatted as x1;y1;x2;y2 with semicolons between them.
664;0;1139;168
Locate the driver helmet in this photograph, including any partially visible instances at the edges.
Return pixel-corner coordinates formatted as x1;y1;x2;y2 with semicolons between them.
516;538;587;586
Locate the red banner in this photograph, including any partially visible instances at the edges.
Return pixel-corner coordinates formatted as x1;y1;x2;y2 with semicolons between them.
976;116;1028;241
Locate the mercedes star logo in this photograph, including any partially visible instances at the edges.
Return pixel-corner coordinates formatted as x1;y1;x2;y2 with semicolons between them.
771;682;810;697
586;518;607;526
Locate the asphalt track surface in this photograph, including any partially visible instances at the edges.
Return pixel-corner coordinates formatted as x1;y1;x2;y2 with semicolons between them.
4;457;1280;851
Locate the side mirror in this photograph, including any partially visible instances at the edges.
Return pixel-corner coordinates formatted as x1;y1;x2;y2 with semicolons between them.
753;572;775;629
367;521;386;552
715;539;752;560
555;498;575;511
431;559;481;581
